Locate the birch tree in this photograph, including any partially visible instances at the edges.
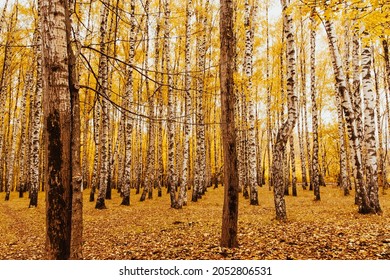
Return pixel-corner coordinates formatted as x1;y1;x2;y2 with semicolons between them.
140;0;154;202
272;0;298;221
361;28;381;213
244;0;259;205
120;0;136;206
177;0;193;208
323;9;374;214
29;15;43;208
310;9;320;201
192;0;209;202
95;0;110;209
164;0;178;208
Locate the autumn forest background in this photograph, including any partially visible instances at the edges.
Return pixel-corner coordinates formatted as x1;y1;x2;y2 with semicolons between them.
0;0;390;260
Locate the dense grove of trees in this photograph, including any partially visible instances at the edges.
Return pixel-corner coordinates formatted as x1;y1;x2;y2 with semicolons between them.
0;0;389;258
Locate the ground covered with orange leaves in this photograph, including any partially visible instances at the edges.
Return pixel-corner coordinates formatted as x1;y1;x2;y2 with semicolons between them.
0;185;389;260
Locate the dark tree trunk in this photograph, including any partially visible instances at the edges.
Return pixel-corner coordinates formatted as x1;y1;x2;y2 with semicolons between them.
220;0;239;248
40;0;76;259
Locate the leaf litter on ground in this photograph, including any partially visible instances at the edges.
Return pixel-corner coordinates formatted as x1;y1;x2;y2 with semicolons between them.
0;185;389;260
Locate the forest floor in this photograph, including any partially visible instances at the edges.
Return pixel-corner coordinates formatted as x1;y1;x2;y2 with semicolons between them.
0;184;390;260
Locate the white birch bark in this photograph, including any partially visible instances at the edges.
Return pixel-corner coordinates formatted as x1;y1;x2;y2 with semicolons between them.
193;0;209;201
0;0;9;35
17;67;33;196
244;0;258;205
361;30;381;213
178;0;193;208
120;0;136;206
324;14;372;214
95;0;110;209
272;0;298;221
29;19;43;207
140;0;155;202
310;10;320;201
163;0;177;208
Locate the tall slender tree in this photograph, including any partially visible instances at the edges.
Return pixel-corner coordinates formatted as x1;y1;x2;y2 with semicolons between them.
310;9;320;201
29;14;43;208
244;0;259;205
220;0;239;248
193;0;209;201
121;0;136;206
361;28;381;213
272;0;298;221
177;0;193;209
95;0;110;209
323;10;373;214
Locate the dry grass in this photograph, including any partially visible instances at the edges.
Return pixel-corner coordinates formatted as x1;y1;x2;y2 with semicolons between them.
0;185;389;259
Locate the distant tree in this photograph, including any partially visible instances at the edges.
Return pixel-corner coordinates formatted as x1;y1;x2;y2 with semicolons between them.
192;0;209;202
310;9;320;201
323;8;374;214
29;17;43;208
177;0;193;209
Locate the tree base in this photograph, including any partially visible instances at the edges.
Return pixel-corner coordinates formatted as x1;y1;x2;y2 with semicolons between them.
89;191;95;202
120;196;130;206
95;198;107;209
250;199;259;206
29;195;38;207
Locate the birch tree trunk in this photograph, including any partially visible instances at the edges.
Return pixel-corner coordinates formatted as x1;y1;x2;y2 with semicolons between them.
383;39;390;99
0;0;9;35
290;135;297;196
310;10;320;201
17;65;33;197
89;101;100;201
177;0;193;208
244;0;259;205
0;7;13;194
29;17;43;208
95;0;110;209
272;0;298;221
140;0;154;202
3;5;18;201
324;15;372;214
6;69;20;201
361;30;382;213
265;0;273;190
163;0;178;208
350;24;363;199
298;8;308;190
193;0;209;201
156;0;164;197
372;46;387;192
336;91;350;196
120;0;136;206
154;1;163;198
